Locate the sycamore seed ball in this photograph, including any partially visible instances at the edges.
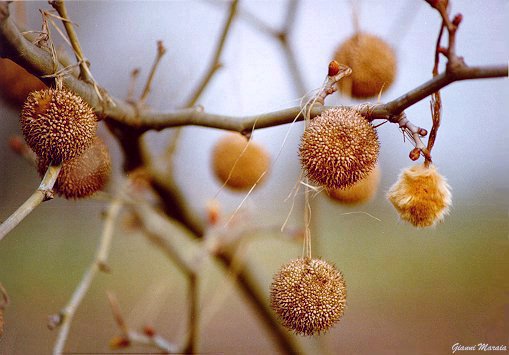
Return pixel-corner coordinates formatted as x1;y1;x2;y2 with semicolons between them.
211;133;270;191
334;32;396;99
38;136;111;199
299;107;380;189
0;58;47;107
270;258;347;336
20;88;98;163
386;164;452;227
328;163;381;204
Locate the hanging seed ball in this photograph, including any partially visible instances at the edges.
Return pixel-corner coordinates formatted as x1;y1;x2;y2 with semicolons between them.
20;88;98;164
0;58;47;107
270;258;347;336
386;164;452;227
333;33;396;99
211;133;271;191
37;136;111;199
328;163;381;205
299;107;379;189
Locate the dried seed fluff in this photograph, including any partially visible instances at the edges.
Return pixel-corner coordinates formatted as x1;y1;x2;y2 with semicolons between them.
334;32;396;99
386;164;452;227
38;136;111;199
20;88;98;163
211;133;270;191
299;107;379;189
270;258;347;336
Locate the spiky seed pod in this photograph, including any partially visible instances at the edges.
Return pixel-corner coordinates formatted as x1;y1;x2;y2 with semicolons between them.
0;58;47;107
0;308;4;338
211;133;270;191
20;88;98;163
333;32;396;99
299;107;380;189
386;164;452;227
38;137;111;199
328;163;381;204
270;258;347;336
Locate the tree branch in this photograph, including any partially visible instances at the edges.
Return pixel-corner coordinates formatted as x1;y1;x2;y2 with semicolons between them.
0;164;61;241
49;198;122;355
1;2;506;135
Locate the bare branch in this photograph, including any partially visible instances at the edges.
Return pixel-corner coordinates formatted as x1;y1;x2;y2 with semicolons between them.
1;2;505;134
184;0;238;107
0;164;61;242
139;40;166;105
50;198;122;355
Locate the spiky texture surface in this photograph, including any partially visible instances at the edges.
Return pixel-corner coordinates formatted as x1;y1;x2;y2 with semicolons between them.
211;133;270;191
299;107;379;189
0;58;46;107
387;164;452;227
334;32;396;99
20;88;98;163
328;163;381;204
38;137;111;199
270;258;347;336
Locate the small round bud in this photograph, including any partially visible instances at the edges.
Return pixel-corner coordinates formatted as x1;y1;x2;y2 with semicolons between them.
38;137;111;199
270;258;347;336
328;60;341;77
0;58;46;107
386;164;452;227
418;128;428;137
409;148;421;161
328;164;381;204
20;88;98;163
211;133;271;191
299;107;380;189
333;33;397;98
452;13;463;26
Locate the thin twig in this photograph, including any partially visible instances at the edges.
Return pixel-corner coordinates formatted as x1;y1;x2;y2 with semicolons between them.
139;40;167;105
107;291;179;353
49;0;104;100
184;0;238;107
0;165;61;242
50;198;122;355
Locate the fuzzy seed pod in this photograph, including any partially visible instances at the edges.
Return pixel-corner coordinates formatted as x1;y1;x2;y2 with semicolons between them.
0;58;47;107
38;137;111;199
334;33;396;99
20;88;98;163
299;107;379;189
270;258;347;336
328;163;381;204
386;164;452;227
211;133;270;191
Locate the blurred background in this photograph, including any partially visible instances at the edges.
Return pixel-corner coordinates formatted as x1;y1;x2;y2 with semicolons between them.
0;1;507;354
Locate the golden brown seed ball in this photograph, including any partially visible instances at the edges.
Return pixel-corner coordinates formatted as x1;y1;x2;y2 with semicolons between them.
299;107;380;189
328;163;381;204
38;136;111;199
334;33;396;99
0;58;47;107
20;88;98;163
270;258;347;336
211;133;270;191
386;164;452;227
0;308;4;338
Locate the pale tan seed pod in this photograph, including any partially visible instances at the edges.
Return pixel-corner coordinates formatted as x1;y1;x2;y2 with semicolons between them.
270;258;347;336
20;88;98;163
38;136;111;199
0;58;47;107
211;133;270;191
299;107;379;189
328;163;381;204
386;164;452;227
334;32;396;99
